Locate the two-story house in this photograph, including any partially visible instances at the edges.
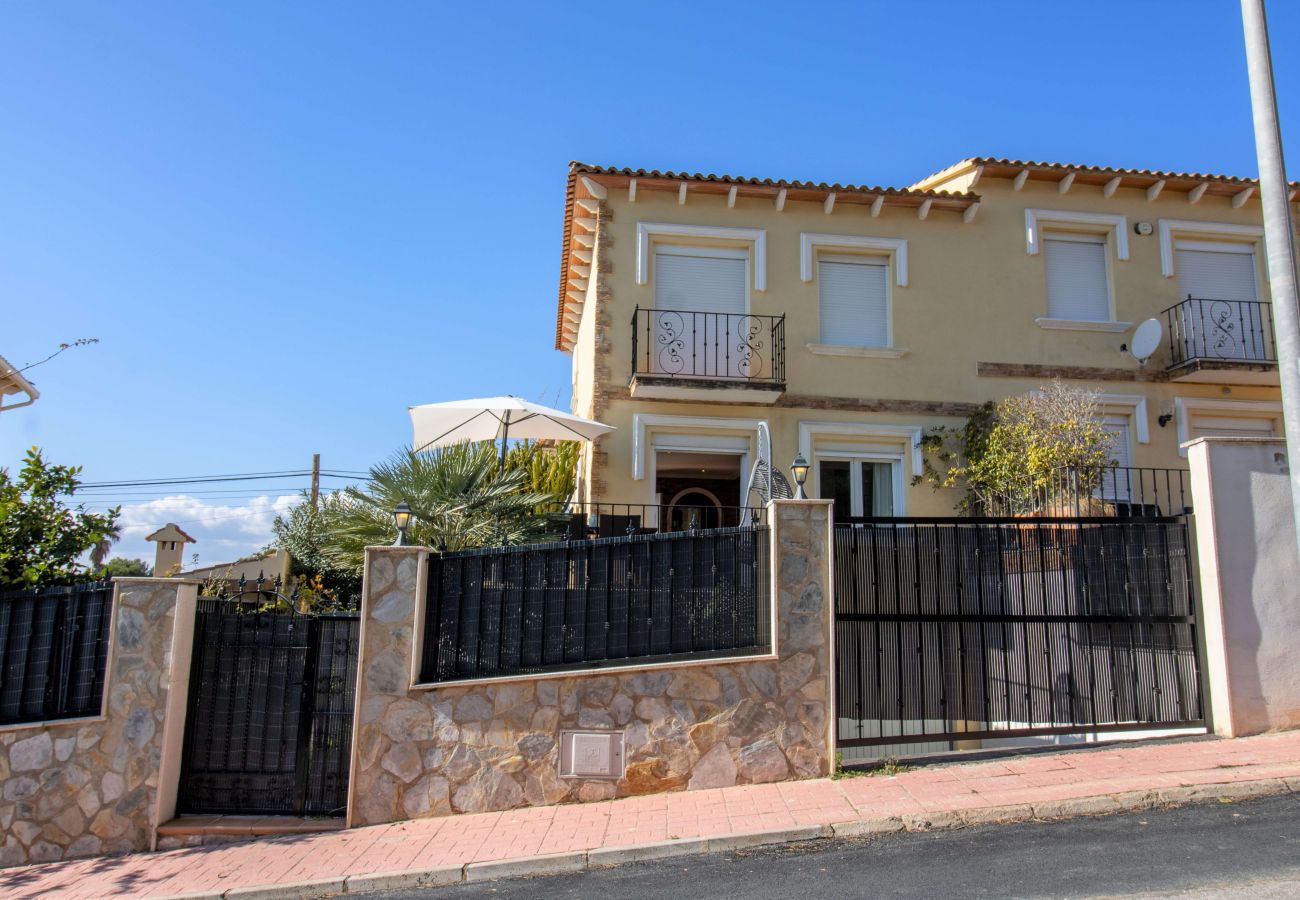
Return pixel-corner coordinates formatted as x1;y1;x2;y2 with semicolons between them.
555;157;1291;523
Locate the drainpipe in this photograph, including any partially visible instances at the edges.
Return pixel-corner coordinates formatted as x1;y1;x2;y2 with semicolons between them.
1241;0;1300;557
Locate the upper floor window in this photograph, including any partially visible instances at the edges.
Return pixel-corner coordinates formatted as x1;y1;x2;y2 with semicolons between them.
817;254;890;348
1043;232;1111;322
652;245;748;314
1175;240;1258;304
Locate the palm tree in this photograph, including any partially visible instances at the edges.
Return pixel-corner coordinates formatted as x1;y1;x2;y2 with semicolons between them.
302;442;564;574
89;522;122;571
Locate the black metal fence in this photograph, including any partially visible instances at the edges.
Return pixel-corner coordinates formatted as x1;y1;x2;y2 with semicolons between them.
178;597;360;816
632;307;786;383
835;518;1203;749
1164;296;1276;367
421;525;770;683
982;467;1191;518
0;581;114;727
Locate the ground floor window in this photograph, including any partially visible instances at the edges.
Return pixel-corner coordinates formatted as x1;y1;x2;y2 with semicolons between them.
817;458;895;520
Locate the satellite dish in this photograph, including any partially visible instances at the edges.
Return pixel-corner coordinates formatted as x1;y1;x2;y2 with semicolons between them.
1128;318;1162;366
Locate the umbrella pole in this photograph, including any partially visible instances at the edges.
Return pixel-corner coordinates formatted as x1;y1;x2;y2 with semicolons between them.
499;420;509;472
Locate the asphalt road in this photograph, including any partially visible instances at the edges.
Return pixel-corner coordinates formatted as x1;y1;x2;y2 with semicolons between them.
377;793;1300;899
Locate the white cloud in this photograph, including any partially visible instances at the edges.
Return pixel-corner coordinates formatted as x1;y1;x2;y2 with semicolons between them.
112;494;299;567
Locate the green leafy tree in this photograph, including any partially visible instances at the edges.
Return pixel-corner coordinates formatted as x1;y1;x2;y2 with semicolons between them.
0;448;120;588
915;381;1116;515
272;493;363;600
99;557;152;577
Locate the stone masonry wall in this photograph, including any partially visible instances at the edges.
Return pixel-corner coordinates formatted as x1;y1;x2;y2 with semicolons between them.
0;580;195;868
348;500;834;826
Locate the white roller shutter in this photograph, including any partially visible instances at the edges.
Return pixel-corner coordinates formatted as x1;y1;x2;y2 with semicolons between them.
1044;234;1110;321
1176;242;1258;304
818;255;890;347
653;246;747;314
1101;419;1132;501
1175;242;1262;361
1191;415;1278;439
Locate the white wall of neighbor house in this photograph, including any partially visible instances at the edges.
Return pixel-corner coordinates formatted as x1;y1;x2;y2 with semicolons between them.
1188;437;1300;737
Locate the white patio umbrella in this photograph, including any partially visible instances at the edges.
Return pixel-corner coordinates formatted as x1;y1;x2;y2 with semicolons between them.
409;396;614;469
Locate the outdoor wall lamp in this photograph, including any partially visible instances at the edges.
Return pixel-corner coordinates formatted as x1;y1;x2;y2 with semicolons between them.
790;453;810;499
392;500;413;546
1158;414;1174;428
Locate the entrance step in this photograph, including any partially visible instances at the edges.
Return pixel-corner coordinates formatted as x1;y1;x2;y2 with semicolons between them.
157;816;344;850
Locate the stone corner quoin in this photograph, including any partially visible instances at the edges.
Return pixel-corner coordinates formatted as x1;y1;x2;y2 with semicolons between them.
350;502;834;825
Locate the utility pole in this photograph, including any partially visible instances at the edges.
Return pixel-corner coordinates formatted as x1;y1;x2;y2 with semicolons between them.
1241;0;1300;552
310;453;321;510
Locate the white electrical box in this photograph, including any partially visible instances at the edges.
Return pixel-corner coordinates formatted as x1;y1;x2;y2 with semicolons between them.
559;730;625;779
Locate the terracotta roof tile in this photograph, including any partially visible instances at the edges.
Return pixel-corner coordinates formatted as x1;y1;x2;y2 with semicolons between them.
912;155;1300;191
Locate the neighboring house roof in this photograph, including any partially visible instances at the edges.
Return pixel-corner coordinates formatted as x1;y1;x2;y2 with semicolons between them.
554;162;980;351
0;352;39;412
910;155;1300;195
145;523;198;544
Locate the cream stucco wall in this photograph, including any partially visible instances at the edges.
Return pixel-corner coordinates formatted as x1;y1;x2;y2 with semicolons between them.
569;171;1284;512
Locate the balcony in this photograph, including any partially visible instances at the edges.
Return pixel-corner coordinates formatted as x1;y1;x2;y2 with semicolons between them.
1163;297;1279;385
630;307;786;402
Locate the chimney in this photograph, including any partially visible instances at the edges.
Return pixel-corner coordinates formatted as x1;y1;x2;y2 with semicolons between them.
144;523;197;576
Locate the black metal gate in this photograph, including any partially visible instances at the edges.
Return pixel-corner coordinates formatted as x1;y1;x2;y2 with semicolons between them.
834;517;1204;751
178;598;360;816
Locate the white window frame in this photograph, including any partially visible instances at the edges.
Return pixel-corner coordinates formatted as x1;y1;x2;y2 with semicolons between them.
631;414;767;481
636;222;766;290
811;252;894;353
812;453;902;517
799;233;908;286
1157;219;1265;278
1174;397;1284;456
1036;228;1130;331
1098;394;1151;445
1025;208;1129;260
797;421;922;516
652;243;752;314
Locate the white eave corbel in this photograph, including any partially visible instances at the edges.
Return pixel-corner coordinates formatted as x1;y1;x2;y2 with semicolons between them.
628;178;637;202
1188;182;1209;204
823;192;836;215
570;248;593;264
572;232;596;249
1146;179;1166;202
917;198;932;221
579;176;607;200
1232;187;1255;208
677;182;688;205
1012;169;1030;191
574;216;597;232
1103;176;1122;198
870;195;884;218
727;185;738;208
962;202;980;224
575;197;601;214
775;188;787;212
1057;172;1075;194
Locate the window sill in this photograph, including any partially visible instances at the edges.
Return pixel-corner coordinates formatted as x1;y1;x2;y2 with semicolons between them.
806;343;908;359
1035;318;1132;333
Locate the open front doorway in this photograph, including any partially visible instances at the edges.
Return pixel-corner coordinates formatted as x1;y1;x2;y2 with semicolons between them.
654;450;745;530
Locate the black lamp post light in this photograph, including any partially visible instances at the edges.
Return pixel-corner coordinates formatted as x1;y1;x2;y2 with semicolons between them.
790;453;810;500
393;500;413;546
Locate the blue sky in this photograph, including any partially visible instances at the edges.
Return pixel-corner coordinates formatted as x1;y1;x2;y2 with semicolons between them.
2;0;1298;563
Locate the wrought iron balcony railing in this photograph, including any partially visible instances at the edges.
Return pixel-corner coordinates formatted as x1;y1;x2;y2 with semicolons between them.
1163;296;1276;368
631;307;786;383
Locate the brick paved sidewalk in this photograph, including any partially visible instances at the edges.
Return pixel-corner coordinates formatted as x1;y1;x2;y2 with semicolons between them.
5;731;1300;899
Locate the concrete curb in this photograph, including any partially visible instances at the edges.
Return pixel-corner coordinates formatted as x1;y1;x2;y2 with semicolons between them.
154;776;1300;899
